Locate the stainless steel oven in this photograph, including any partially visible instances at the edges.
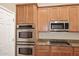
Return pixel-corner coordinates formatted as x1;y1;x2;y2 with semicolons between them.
17;44;35;56
17;24;35;42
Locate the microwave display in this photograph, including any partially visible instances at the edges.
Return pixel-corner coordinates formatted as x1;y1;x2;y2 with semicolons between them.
51;23;64;29
19;32;32;38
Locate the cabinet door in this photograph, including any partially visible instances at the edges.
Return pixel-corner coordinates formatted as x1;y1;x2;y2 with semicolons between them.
73;47;79;56
59;6;69;20
49;7;60;20
50;46;73;56
16;5;33;24
77;6;79;32
27;5;33;23
35;45;50;56
69;6;78;32
16;5;26;24
38;8;49;32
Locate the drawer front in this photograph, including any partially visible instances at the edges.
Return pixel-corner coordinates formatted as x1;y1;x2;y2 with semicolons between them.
35;45;50;50
50;51;73;56
35;52;49;56
74;47;79;52
51;46;73;56
74;52;79;56
35;49;49;56
35;45;50;56
51;46;73;52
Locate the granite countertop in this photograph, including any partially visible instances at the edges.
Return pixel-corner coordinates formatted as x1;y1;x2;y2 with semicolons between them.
36;41;79;47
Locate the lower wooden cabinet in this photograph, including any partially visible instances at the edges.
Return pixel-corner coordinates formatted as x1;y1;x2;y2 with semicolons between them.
74;52;79;56
50;46;73;56
35;45;50;56
35;45;73;56
73;47;79;56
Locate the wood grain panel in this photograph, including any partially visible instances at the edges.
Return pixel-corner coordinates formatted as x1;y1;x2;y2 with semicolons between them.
35;45;50;56
16;4;34;24
38;8;49;31
59;6;69;20
35;45;50;50
73;47;79;56
49;7;60;20
74;52;79;56
50;46;73;56
69;6;78;31
28;5;33;23
73;47;79;52
16;5;24;24
77;6;79;31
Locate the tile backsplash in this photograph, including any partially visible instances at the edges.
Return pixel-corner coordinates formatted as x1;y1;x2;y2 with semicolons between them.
39;32;79;40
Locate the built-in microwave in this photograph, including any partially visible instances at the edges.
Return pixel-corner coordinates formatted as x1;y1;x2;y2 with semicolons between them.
49;20;69;32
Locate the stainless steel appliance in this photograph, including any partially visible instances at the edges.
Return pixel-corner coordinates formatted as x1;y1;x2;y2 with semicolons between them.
17;24;35;42
16;24;35;56
17;44;35;56
49;20;69;32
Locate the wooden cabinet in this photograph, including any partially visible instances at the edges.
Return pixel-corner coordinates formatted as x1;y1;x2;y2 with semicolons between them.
37;5;79;32
73;47;79;56
50;46;73;56
35;45;50;56
69;6;78;32
16;4;37;24
59;6;69;20
49;7;60;20
16;4;79;31
35;45;73;56
38;8;49;32
77;6;79;32
49;6;69;20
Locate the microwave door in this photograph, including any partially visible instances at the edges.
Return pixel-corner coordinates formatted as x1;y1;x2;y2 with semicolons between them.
51;23;64;29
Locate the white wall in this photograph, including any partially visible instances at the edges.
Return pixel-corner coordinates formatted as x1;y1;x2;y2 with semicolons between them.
0;5;15;56
0;3;16;12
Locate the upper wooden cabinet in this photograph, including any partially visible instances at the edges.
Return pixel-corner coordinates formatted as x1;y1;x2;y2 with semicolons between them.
16;4;37;24
59;6;69;20
49;7;60;20
16;4;79;32
49;6;69;20
38;8;49;32
69;6;78;32
38;6;79;32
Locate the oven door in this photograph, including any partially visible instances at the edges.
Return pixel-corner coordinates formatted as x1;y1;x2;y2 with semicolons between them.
17;45;34;56
17;29;34;41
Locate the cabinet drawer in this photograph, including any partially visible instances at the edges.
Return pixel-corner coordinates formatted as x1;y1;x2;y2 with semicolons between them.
36;49;49;52
51;46;73;52
50;51;73;56
35;45;50;50
35;52;49;56
74;47;79;52
74;52;79;56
